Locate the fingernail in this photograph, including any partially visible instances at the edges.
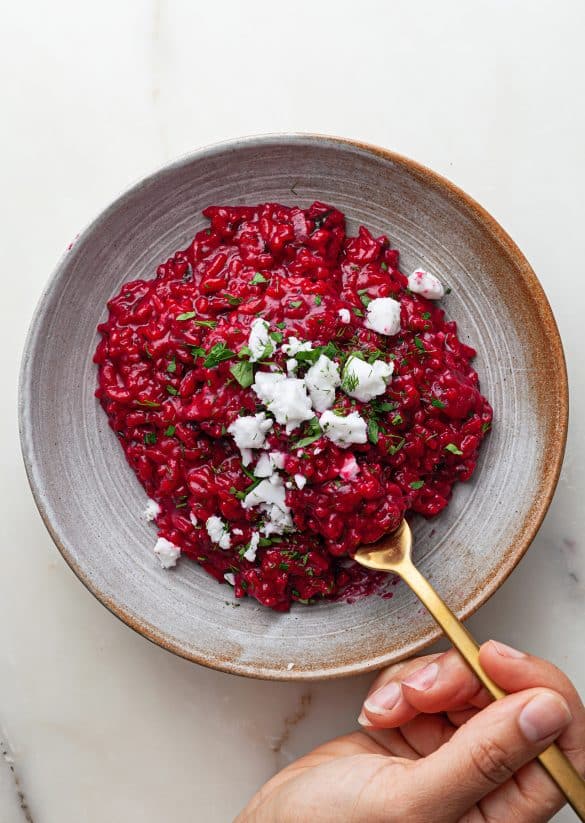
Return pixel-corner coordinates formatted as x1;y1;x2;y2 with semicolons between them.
518;693;572;742
489;640;526;659
402;662;439;692
357;710;373;727
363;681;401;714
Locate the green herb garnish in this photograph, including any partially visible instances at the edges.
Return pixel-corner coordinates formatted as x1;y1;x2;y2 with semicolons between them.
414;336;426;352
391;414;403;425
250;272;268;285
176;311;196;321
164;425;176;437
194;319;217;328
166;358;177;374
203;342;235;368
431;398;446;409
166;385;179;396
410;480;424;490
314;295;322;306
367;418;379;445
294;417;323;448
144;432;157;445
445;443;463;455
289;300;303;308
380;261;388;271
230;360;254;388
135;399;160;408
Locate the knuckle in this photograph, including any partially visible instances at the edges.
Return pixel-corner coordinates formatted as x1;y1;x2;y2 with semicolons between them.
468;737;516;787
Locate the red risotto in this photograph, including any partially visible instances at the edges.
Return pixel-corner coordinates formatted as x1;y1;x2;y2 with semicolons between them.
94;202;492;610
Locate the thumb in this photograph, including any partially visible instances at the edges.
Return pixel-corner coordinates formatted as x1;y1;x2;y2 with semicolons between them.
408;687;572;819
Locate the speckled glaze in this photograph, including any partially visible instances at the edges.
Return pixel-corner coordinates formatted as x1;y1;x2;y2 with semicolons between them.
18;135;568;681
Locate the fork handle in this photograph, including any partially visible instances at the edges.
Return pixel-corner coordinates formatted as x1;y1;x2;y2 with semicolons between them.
399;560;585;820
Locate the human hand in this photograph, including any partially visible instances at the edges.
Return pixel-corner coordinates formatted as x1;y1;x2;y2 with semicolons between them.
236;641;584;822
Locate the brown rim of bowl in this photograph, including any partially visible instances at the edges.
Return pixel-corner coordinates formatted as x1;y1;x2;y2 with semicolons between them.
18;133;568;681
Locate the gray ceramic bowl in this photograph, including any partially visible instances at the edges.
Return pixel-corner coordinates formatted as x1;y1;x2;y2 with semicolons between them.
19;135;567;680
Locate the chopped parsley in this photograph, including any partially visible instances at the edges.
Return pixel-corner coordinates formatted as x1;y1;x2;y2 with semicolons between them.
165;385;179;396
341;370;359;393
482;422;491;433
431;398;446;409
278;562;290;571
144;432;157;445
353;307;364;317
135;399;160;408
194;319;217;329
230;360;254;388
176;311;196;321
294;416;323;448
367;418;379;445
314;294;323;306
358;289;372;307
289;300;303;308
276;321;286;330
164;425;176;437
422;312;431;320
374;401;398;413
445;443;463;455
388;437;406;455
391;414;403;426
203;342;235;368
191;346;205;359
414;336;426;352
410;480;424;490
224;293;242;306
380;261;388;271
250;272;268;285
166;358;177;374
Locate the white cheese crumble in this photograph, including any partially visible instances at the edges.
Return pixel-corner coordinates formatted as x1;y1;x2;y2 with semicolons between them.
341;355;394;402
248;318;274;362
408;269;445;300
286;357;298;374
254;451;286;478
189;512;198;528
262;504;293;536
339;453;360;481
224;572;236;586
338;308;351;324
242;476;287;510
227;412;273;464
305;355;341;412
206;515;231;550
281;337;313;357
143;499;160;522
294;474;307;489
243;531;260;562
154;537;180;568
320;410;368;447
252;372;313;433
365;297;401;336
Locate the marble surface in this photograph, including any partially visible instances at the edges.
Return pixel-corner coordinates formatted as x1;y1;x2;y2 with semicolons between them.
1;1;584;820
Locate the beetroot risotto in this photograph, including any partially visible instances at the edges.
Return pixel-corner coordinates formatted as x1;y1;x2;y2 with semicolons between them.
94;202;492;610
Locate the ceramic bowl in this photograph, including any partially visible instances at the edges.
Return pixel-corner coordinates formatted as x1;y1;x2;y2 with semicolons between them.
19;135;567;680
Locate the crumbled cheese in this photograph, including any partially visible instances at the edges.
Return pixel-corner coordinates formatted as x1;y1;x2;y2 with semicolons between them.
341;355;394;402
252;372;313;433
143;499;160;522
248;318;274;362
254;451;286;478
189;512;198;528
339;453;360;481
243;531;260;562
242;477;287;510
281;337;313;357
154;537;180;568
305;355;341;412
227;412;273;464
408;269;445;300
338;308;351;324
233;528;244;536
286;358;298;374
320;410;368;447
294;474;307;489
261;503;293;536
365;297;401;336
224;572;236;586
206;515;231;550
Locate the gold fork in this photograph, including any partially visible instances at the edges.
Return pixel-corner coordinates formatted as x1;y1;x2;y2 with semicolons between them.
354;520;585;819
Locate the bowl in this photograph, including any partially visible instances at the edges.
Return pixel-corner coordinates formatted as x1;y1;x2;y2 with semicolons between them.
19;135;567;680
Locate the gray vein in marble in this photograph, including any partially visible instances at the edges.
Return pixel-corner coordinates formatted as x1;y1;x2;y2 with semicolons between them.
561;538;583;591
1;733;33;823
151;0;170;160
268;691;312;770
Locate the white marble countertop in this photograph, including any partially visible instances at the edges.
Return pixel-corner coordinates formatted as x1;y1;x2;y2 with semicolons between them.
1;2;584;820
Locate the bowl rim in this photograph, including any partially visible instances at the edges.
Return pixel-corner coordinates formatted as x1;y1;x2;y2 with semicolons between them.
19;133;569;681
